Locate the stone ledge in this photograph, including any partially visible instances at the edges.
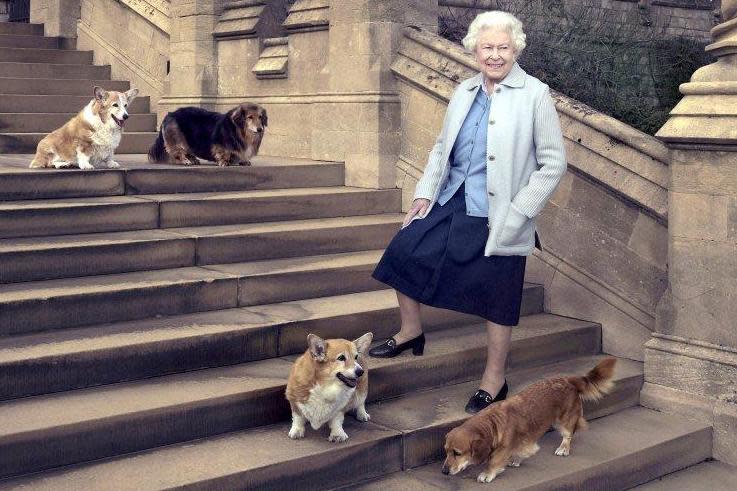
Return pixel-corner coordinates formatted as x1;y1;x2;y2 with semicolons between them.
252;37;288;79
119;0;170;34
283;0;329;33
213;0;266;40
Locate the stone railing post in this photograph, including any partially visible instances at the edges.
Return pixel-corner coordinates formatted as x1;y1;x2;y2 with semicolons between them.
325;0;437;188
645;0;737;465
157;0;222;120
30;0;80;38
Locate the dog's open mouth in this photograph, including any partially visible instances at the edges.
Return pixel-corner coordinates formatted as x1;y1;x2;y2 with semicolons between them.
336;373;358;388
111;115;125;128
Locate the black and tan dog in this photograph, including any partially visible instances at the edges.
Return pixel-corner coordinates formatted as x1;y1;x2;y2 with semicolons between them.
148;104;267;166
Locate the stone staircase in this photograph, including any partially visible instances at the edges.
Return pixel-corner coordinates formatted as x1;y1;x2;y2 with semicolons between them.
0;22;157;154
0;150;717;490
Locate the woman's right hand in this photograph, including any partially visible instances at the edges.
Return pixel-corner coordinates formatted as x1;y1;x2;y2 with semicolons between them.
403;198;431;227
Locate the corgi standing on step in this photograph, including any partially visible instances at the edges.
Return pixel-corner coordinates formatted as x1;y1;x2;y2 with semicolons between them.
286;332;373;442
29;86;139;170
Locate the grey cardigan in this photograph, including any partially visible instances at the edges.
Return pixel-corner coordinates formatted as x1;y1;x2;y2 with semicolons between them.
411;63;567;256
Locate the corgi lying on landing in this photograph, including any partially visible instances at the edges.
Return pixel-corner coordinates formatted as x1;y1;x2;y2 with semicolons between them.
30;86;139;170
286;332;373;442
442;358;617;483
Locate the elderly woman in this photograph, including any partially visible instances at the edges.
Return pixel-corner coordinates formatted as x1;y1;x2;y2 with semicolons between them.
369;11;567;413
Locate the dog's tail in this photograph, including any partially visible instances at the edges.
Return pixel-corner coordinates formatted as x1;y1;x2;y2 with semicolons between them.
147;120;168;163
568;358;617;402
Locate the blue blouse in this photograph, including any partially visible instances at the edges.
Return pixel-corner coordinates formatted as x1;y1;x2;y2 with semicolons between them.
436;85;491;217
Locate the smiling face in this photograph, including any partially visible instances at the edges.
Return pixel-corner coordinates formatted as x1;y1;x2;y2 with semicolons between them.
474;28;517;87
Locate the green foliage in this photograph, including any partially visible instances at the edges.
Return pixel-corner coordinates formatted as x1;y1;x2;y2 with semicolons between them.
439;1;715;135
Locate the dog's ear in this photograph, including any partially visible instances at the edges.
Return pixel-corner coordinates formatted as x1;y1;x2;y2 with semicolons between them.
93;86;107;102
125;88;139;102
353;332;373;354
231;106;246;127
307;333;327;362
487;411;506;448
260;109;268;127
470;435;492;462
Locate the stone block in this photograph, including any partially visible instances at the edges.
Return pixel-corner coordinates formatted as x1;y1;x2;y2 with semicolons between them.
644;336;737;401
566;172;641;244
640;382;714;424
345;153;397;189
628;212;668;268
670;192;730;241
538;201;667;315
543;262;651;361
715;401;737;466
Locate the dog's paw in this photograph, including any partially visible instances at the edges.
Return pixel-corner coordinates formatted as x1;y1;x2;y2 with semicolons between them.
52;160;73;169
554;446;570;457
78;161;94;170
477;469;502;483
105;160;120;168
508;460;521;467
239;160;252;166
288;426;305;439
355;408;370;422
328;430;349;443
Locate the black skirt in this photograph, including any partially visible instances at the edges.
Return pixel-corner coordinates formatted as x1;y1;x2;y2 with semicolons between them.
372;185;527;326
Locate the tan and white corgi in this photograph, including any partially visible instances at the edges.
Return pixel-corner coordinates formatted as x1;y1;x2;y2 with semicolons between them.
30;86;139;170
285;332;373;442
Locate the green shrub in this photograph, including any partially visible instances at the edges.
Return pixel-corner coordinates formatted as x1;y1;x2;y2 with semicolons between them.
439;1;715;135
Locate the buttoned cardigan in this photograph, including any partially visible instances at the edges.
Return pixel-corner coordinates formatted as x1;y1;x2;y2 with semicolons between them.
412;63;567;256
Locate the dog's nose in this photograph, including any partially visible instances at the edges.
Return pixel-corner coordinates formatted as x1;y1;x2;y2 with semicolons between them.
123;114;129;120
355;367;364;378
441;464;450;475
256;127;263;132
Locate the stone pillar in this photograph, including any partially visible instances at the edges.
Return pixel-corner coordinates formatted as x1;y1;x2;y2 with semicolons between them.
323;0;437;188
644;0;737;465
30;0;80;38
157;0;222;120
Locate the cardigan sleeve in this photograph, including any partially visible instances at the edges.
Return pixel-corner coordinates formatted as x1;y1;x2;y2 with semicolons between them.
413;86;459;202
511;86;567;218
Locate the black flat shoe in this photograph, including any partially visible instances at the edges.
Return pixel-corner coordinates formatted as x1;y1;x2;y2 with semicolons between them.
464;380;508;414
368;333;425;358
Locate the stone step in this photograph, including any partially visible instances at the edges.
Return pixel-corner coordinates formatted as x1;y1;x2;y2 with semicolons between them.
0;112;156;133
0;95;149;113
0;331;605;480
0;62;111;80
629;461;737;490
205;249;386;307
0;47;92;64
0;23;44;36
0;187;399;238
169;213;405;266
123;157;346;195
349;408;711;491
0;195;159;238
0;78;129;95
0;155;345;200
0;266;240;336
0;228;195;284
0;131;157;154
0;34;64;49
149;186;401;228
0;288;548;399
0;214;403;283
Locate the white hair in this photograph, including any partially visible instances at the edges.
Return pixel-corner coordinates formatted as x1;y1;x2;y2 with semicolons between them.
462;11;527;55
